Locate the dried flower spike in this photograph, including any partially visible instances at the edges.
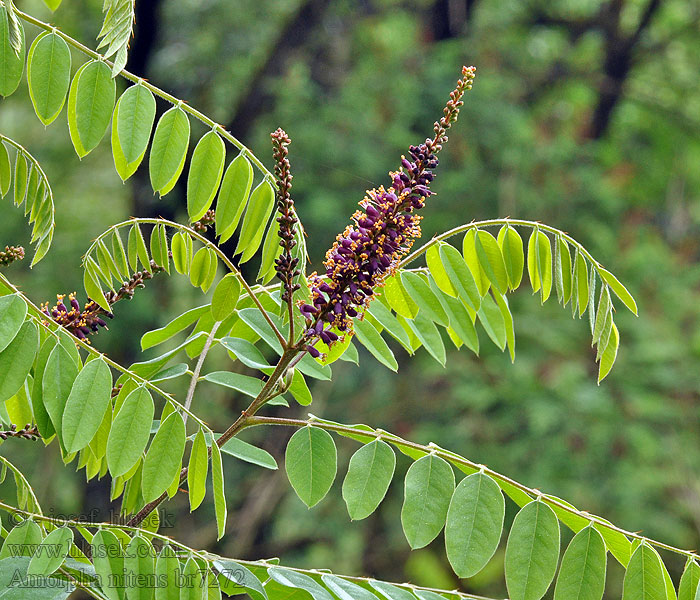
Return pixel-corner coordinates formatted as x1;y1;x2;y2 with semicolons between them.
299;66;476;357
271;128;301;304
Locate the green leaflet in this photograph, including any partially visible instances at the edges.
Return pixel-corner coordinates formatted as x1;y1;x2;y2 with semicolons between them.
0;520;43;559
426;243;457;296
220;337;270;370
497;224;524;289
0;6;24;97
106;386;154;477
527;229;553;303
257;217;282;282
383;273;419;318
42;342;79;448
235;180;276;262
149;106;190;196
0;320;38;403
31;336;57;438
342;440;396;520
594;519;632;566
430;281;479;355
353;318;398;371
27;526;73;576
0;293;26;352
366;298;413;352
188;428;209;511
211;273;241;321
369;580;417;600
401;454;455;549
505;500;560;600
266;566;329;600
477;292;506;350
494;291;515;361
285;426;337;508
187;130;225;222
289;369;312;406
171;231;192;274
212;441;227;540
109;230;129;278
114;84;156;164
678;559;700;600
406;312;446;366
445;472;505;578
555;236;573;306
622;543;667;600
202;371;264;397
92;529;125;600
216;155;254;243
321;574;379;600
43;0;62;10
140;304;209;350
598;322;619;383
13;151;26;206
154;544;180;600
67;60;116;157
553;526;606;600
124;535;155;600
180;557;204;600
0;141;10;197
141;411;186;503
189;247;211;289
438;243;481;311
27;32;71;125
400;271;448;327
463;229;490;296
61;358;113;453
216;559;268;600
475;229;509;294
574;250;589;317
600;267;638;315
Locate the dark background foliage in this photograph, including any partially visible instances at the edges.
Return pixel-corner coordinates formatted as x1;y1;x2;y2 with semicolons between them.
2;0;700;598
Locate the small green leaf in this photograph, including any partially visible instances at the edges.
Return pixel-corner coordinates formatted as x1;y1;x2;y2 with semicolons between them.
0;294;27;352
342;440;396;520
498;224;524;289
401;454;455;549
211;273;241;321
220;337;270;369
400;272;448;326
211;441;227;539
575;251;589;317
27;526;73;576
42;342;79;448
215;559;268;600
154;544;179;600
366;299;413;352
553;526;606;600
475;230;508;294
187;130;225;222
202;248;218;292
115;83;156;164
106;386;154;477
220;436;278;470
188;428;209;511
597;322;619;383
202;371;263;397
124;535;155;600
622;543;667;600
235;181;276;262
92;529;124;600
0;6;24;97
142;412;186;503
556;237;573;306
149;106;190;196
463;229;490;296
438;243;481;311
0;142;11;197
27;32;71;125
0;520;43;559
216;155;254;243
353;318;398;371
68;60;116;156
171;231;192;275
678;558;700;600
266;566;327;600
285;426;337;508
141;305;208;350
369;581;417;600
321;574;379;600
426;243;457;297
505;500;560;600
406;312;446;366
600;267;637;315
477;292;506;351
62;357;112;453
189;247;211;289
0;321;38;403
445;472;505;578
13;152;27;207
383;273;419;319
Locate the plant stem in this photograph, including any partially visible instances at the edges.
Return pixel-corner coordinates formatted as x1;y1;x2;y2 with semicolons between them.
183;321;220;425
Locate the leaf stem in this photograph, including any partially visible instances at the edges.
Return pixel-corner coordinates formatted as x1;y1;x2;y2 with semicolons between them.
183;321;220;425
243;415;700;563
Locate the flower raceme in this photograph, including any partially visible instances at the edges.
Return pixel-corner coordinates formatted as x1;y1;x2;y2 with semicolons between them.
299;66;476;357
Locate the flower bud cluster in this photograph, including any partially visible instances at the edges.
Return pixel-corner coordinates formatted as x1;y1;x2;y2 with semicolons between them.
0;423;39;441
0;245;24;267
299;66;476;357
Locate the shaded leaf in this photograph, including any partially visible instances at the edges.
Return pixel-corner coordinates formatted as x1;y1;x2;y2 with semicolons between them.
342;440;396;520
285;426;337;508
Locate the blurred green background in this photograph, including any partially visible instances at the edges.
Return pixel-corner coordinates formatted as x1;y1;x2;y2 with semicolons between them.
1;0;700;598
